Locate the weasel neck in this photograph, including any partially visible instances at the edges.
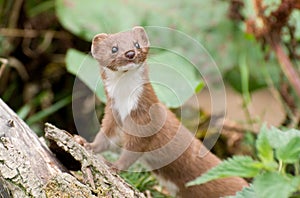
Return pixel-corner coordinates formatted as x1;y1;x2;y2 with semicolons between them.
101;64;150;122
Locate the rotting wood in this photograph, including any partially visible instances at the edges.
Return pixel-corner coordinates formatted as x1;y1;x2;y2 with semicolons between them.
0;98;145;198
44;123;146;198
0;98;64;197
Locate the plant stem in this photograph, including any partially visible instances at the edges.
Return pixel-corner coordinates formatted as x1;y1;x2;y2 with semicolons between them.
0;58;8;78
269;33;300;99
279;160;283;172
295;161;300;176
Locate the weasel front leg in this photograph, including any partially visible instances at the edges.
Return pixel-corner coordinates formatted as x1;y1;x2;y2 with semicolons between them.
112;136;146;171
113;149;142;171
85;106;117;153
85;129;111;153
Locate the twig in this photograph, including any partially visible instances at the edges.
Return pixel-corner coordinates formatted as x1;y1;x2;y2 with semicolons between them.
269;32;300;98
222;119;257;134
0;28;71;39
22;30;55;57
8;0;24;28
0;57;29;81
247;0;300;99
0;58;8;79
7;57;29;81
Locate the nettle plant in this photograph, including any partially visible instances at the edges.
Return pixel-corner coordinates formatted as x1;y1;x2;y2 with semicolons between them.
187;125;300;198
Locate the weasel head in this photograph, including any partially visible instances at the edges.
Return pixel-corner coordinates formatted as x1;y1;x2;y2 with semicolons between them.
91;26;150;72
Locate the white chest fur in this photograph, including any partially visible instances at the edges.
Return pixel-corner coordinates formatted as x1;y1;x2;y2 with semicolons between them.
103;65;145;122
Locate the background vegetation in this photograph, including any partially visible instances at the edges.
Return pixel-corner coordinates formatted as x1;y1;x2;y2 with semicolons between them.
0;0;300;197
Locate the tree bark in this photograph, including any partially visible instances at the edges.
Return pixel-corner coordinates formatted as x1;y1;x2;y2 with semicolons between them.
44;123;145;198
0;98;145;198
0;98;64;197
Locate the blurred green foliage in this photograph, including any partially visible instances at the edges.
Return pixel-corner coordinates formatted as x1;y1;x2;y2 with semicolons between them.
1;0;300;196
1;0;299;128
188;125;300;198
55;0;299;96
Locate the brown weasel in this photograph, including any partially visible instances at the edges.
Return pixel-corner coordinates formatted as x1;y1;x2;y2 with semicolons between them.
86;26;248;197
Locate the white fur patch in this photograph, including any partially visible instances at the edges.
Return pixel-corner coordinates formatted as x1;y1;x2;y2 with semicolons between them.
117;63;141;71
103;64;145;122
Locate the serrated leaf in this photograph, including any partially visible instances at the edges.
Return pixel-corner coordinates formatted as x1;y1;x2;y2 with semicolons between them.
276;137;300;163
266;127;300;149
253;172;300;198
262;126;300;163
229;185;257;198
186;156;262;186
256;125;274;165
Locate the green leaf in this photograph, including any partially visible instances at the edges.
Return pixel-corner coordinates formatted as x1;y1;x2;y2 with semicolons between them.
263;127;300;163
256;125;275;165
230;185;257;198
55;0;228;42
65;49;106;102
290;11;300;39
239;54;251;105
186;156;262;186
149;51;203;108
242;0;255;19
26;0;54;17
224;30;280;94
55;0;139;41
276;137;300;164
253;172;300;198
26;96;72;125
266;127;300;149
17;104;31;120
263;0;281;16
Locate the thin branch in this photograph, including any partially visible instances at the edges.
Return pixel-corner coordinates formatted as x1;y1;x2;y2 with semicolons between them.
8;0;24;28
0;28;71;39
269;33;300;99
0;58;8;79
7;57;29;81
246;0;300;99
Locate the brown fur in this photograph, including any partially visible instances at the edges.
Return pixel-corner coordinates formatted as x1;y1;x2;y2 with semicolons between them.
87;26;248;197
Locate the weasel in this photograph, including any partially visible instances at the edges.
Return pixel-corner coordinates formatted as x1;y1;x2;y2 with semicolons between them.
85;26;248;197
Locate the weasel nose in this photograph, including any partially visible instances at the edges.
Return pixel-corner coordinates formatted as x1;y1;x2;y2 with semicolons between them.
125;50;135;59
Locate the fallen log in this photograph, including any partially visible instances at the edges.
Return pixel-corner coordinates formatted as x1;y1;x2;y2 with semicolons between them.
0;98;145;197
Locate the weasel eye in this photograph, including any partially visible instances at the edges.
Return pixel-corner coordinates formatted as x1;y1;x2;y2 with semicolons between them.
134;42;140;49
112;46;118;53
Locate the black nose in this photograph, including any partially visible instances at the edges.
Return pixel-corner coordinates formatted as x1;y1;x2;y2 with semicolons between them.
125;50;135;59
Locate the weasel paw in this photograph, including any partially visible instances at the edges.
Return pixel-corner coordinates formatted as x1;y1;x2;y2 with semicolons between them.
73;135;87;145
73;135;93;150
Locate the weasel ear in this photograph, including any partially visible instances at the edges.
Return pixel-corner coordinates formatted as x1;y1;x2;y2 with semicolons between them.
91;33;108;59
132;26;150;47
92;33;108;43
